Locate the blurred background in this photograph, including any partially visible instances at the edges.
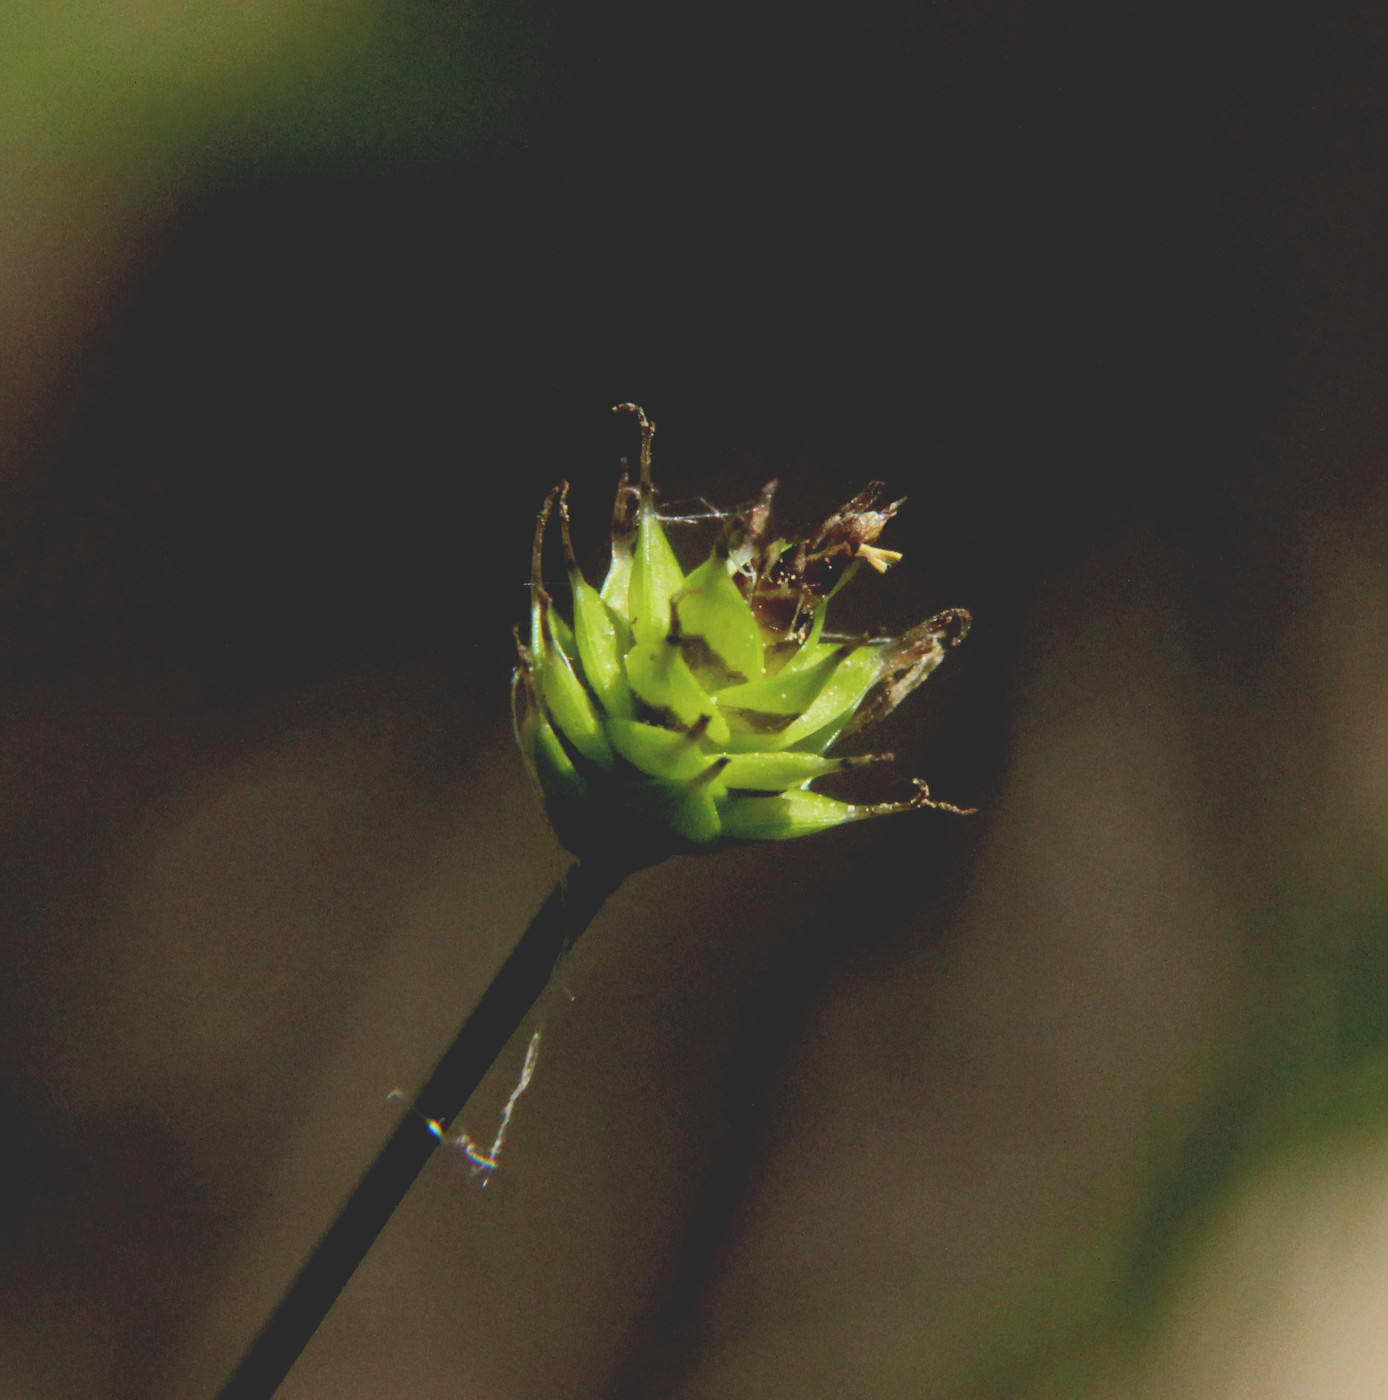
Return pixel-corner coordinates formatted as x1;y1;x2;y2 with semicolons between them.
4;0;1388;1396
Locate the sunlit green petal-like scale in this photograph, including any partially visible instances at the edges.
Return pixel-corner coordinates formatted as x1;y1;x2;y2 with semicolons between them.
625;635;732;747
627;500;685;645
537;607;613;767
608;717;719;782
676;550;764;683
719;790;862;841
569;568;634;720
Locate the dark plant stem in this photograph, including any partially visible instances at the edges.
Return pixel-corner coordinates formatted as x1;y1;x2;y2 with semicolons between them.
217;857;630;1400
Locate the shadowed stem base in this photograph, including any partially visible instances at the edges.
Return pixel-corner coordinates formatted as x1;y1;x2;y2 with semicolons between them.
217;857;630;1400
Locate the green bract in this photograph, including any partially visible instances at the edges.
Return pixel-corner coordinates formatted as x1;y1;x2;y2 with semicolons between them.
513;405;971;866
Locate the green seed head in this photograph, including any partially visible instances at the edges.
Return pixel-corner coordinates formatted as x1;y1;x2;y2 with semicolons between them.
513;404;971;867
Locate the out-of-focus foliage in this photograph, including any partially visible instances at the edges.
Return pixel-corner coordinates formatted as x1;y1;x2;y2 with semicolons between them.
2;0;547;186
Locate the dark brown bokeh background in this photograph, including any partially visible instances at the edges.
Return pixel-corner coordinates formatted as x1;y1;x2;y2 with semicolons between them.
6;2;1388;1396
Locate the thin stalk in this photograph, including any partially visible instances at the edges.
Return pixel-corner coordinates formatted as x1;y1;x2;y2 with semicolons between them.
217;857;630;1400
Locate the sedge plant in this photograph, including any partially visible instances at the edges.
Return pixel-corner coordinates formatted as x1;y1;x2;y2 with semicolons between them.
217;404;970;1398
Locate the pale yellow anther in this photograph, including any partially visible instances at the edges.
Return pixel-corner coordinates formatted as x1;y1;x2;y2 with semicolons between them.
857;544;903;573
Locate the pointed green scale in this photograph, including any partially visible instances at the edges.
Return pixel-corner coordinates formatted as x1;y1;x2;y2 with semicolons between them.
626;635;732;746
663;781;724;846
519;701;589;808
629;769;727;847
610;607;634;664
715;643;885;754
538;608;615;767
608;717;721;782
784;709;861;756
627;497;685;645
676;550;764;682
549;608;579;662
718;750;854;792
776;639;840;675
718;789;860;841
600;546;632;613
779;643;886;750
570;568;635;719
599;466;639;612
718;721;799;755
717;643;854;719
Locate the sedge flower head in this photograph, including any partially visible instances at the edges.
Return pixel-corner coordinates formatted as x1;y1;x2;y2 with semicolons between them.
513;405;971;867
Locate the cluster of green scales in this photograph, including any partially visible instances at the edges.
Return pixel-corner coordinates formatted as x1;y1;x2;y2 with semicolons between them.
513;406;971;866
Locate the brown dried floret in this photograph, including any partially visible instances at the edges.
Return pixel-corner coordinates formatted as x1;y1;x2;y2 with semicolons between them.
739;481;906;639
